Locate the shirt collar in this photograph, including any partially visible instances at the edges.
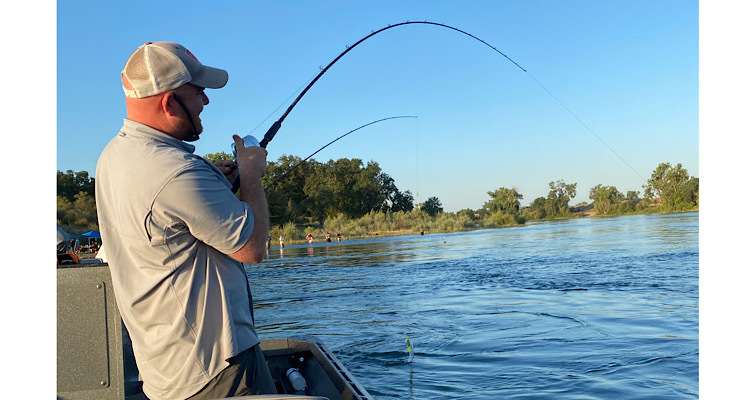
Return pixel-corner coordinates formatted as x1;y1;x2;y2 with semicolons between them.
121;119;196;154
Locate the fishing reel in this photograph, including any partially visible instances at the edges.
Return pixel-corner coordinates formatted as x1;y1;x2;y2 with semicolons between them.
231;134;260;157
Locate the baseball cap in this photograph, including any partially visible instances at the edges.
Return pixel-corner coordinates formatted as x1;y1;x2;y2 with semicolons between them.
122;41;228;98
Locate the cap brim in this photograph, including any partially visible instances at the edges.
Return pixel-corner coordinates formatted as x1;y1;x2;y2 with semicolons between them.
190;65;228;89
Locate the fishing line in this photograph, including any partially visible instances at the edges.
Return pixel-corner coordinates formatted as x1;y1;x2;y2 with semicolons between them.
264;115;417;190
246;72;319;136
525;73;648;183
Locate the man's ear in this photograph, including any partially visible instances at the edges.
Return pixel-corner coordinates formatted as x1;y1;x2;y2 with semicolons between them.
161;92;178;117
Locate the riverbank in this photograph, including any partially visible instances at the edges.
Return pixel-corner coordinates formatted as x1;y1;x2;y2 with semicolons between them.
74;206;698;250
271;206;698;246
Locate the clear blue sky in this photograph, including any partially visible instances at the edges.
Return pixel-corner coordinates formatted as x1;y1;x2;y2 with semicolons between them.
54;0;699;212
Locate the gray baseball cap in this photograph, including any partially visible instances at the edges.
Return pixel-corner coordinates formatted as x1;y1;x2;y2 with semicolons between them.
122;41;228;98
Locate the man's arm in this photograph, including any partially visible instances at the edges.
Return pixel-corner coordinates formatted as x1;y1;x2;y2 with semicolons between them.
228;135;269;264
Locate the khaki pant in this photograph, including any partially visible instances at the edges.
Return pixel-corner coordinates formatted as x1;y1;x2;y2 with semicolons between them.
187;344;277;399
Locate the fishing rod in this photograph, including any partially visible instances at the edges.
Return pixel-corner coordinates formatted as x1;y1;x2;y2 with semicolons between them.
230;21;526;193
230;116;415;192
257;21;527;149
231;116;415;192
231;20;645;192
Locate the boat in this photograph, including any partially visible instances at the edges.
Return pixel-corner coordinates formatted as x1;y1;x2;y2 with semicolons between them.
57;262;373;400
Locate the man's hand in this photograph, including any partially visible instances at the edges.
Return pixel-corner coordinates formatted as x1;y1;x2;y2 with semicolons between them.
213;159;239;183
232;134;268;181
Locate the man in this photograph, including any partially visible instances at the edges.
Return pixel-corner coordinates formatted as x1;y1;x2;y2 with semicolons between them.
96;42;276;399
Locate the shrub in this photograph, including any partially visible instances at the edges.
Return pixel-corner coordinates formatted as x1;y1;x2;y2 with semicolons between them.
488;212;516;227
282;221;300;241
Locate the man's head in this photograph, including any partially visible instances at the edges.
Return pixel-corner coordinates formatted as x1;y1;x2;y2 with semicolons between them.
121;42;228;141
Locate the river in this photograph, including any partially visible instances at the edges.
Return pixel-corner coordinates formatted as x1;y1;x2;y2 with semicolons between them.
248;212;698;399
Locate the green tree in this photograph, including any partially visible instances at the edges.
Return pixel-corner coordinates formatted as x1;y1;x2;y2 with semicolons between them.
390;189;415;213
457;208;479;221
422;196;443;217
675;177;699;210
643;162;698;210
589;184;623;215
203;151;234;164
303;158;385;223
264;155;316;223
334;159;384;218
57;170;99;232
521;197;547;220
545;180;577;217
616;198;637;214
261;154;416;226
620;190;642;213
57;195;73;225
57;170;95;201
377;172;413;212
488;211;517;226
484;187;523;214
58;192;99;232
625;190;639;201
305;185;335;225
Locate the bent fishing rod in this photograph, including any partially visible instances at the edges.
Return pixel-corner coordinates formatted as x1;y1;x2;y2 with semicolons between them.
231;21;526;193
232;116;416;192
262;115;417;190
257;21;527;149
230;20;645;192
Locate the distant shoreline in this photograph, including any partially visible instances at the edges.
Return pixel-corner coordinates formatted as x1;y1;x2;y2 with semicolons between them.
72;207;698;253
271;208;698;246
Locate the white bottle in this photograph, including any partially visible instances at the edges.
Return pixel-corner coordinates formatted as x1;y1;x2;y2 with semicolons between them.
286;367;307;392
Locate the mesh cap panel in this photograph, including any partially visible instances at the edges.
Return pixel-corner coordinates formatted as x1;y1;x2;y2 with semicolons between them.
122;42;227;98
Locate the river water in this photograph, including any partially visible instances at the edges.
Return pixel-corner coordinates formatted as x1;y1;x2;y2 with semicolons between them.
248;212;698;399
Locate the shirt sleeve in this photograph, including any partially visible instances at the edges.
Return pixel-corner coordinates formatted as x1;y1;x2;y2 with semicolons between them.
154;159;254;255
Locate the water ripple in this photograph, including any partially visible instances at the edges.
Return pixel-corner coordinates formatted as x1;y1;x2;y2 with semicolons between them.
251;213;698;399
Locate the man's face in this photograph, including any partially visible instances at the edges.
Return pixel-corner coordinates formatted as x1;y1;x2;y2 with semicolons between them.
171;83;209;139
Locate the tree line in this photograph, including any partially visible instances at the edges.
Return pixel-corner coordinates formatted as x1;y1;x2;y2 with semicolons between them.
58;155;698;237
479;162;698;225
57;170;98;233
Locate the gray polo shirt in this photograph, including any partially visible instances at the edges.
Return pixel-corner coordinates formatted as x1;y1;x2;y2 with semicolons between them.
95;119;259;400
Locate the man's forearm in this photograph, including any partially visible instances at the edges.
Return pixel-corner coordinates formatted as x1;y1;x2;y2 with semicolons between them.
239;176;269;262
